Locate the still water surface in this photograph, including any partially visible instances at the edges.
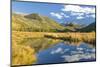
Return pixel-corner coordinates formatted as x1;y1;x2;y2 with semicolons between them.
35;39;96;64
23;38;95;64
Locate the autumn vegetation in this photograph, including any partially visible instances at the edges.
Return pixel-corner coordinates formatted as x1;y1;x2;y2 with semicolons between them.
12;13;96;66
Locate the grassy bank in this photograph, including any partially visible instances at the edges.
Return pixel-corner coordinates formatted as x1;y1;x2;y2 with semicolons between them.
12;43;37;66
12;31;95;65
12;31;37;66
44;32;95;44
12;31;95;44
12;31;61;66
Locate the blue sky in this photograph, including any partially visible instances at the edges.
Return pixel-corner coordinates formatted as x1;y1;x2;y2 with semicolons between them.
12;1;96;25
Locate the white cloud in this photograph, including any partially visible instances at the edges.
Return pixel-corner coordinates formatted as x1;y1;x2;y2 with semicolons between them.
62;53;95;62
86;48;96;53
76;16;84;19
50;5;95;20
51;47;63;54
62;5;95;14
90;14;95;18
86;14;95;18
51;48;69;55
77;47;83;51
61;5;95;19
71;12;84;16
84;7;95;14
50;12;69;19
60;12;70;18
50;12;63;19
71;51;84;54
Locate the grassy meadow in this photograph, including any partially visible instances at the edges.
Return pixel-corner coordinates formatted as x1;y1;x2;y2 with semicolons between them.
44;32;96;44
12;30;95;65
11;1;96;65
12;31;37;65
12;12;96;66
13;31;95;44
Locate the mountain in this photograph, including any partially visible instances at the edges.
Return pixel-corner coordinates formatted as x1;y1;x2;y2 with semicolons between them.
61;22;83;32
12;13;64;32
12;13;95;32
78;22;96;32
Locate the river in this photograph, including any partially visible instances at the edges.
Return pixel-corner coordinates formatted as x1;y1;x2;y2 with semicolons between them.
27;38;96;64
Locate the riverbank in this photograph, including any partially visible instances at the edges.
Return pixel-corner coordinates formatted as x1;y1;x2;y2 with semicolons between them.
12;31;95;44
12;31;95;66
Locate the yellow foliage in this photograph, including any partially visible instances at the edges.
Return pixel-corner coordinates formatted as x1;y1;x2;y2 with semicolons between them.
12;31;95;66
44;32;95;44
12;31;37;66
12;43;37;66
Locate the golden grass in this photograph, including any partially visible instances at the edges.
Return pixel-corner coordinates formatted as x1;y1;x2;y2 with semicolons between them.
12;31;45;38
12;31;37;66
12;44;37;66
12;31;60;66
12;31;95;45
44;32;95;44
12;31;95;65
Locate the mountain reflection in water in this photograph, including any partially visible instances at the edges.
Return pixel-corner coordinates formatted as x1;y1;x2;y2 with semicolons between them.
35;38;96;64
20;38;95;64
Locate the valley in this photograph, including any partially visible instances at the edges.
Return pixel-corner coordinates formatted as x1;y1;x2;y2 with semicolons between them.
12;13;96;66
